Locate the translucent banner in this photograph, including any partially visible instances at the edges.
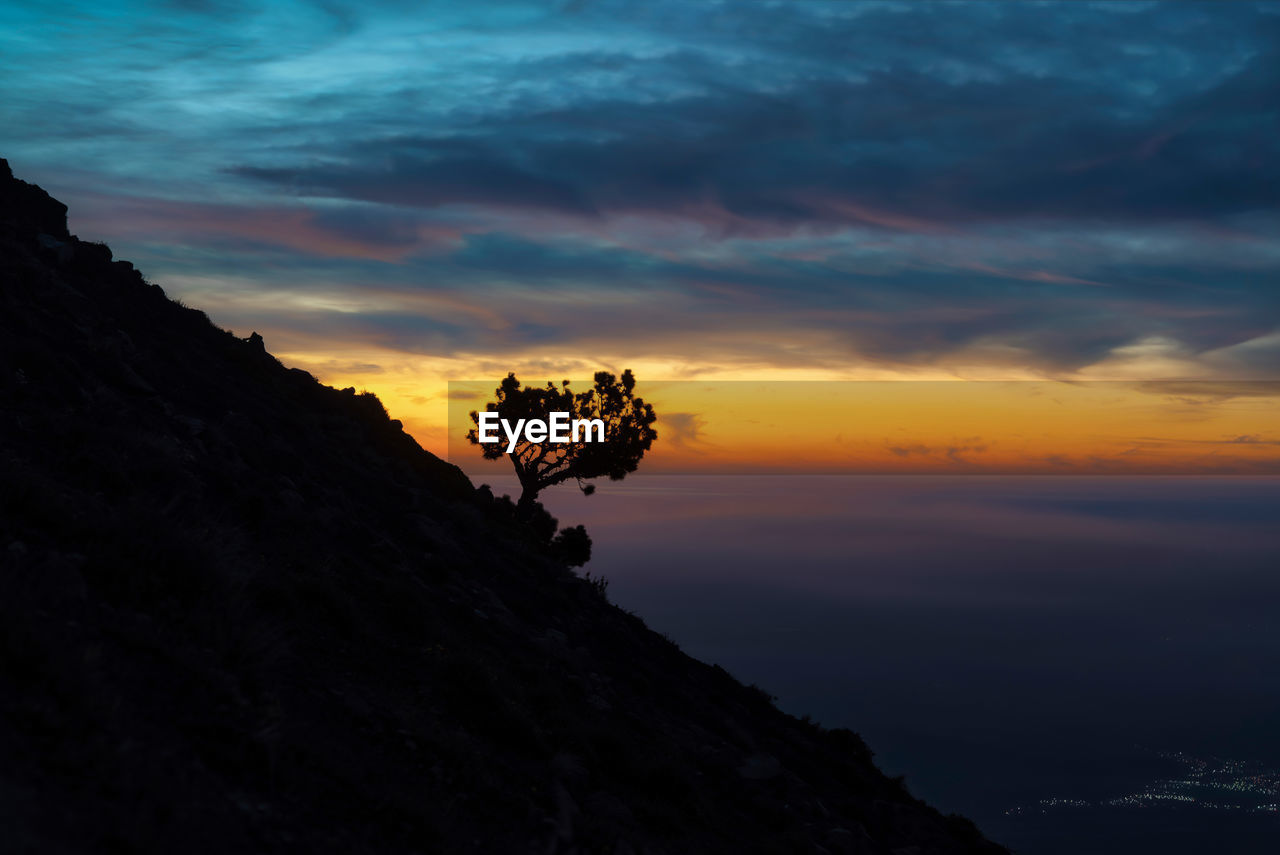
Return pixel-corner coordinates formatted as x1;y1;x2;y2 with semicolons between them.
447;380;1280;476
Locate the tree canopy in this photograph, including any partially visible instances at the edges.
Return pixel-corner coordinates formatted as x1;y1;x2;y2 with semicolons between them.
467;370;657;515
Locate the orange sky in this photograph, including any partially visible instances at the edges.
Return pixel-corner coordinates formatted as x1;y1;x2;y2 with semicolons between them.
255;329;1280;479
434;378;1280;476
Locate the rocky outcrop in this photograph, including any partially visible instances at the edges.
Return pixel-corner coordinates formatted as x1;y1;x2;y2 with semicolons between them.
0;158;70;240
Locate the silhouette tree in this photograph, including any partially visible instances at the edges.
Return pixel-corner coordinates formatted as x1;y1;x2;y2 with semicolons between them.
467;370;658;517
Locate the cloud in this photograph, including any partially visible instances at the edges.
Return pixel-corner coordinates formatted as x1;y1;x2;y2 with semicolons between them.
66;193;464;261
889;442;989;464
658;411;707;449
1;0;1277;382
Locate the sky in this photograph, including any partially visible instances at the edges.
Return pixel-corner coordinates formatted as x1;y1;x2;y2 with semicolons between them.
2;0;1278;459
447;380;1280;474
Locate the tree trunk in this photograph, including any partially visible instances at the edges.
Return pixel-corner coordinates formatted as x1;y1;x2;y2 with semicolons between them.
515;484;539;520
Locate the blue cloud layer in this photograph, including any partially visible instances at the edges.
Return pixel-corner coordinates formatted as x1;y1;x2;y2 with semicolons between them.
2;0;1277;376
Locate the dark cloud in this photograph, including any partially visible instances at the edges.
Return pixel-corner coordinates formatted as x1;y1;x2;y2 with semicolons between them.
2;0;1277;377
230;7;1280;229
238;152;593;216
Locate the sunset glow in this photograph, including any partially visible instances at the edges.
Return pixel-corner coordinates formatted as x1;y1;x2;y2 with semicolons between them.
449;380;1280;475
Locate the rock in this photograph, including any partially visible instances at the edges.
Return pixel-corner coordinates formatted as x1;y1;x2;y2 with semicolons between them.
738;752;783;780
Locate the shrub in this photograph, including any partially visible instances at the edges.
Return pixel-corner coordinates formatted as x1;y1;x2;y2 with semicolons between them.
552;524;592;568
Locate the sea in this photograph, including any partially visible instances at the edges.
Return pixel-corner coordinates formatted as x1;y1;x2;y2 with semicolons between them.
494;474;1280;854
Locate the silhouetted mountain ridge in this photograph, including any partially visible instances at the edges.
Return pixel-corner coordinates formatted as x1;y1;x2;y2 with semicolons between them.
0;158;1007;855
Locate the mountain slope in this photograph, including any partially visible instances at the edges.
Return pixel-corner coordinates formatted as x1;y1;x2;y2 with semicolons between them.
0;157;1006;855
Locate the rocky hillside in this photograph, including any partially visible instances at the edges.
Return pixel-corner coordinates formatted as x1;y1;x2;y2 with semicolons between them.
0;158;1007;855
